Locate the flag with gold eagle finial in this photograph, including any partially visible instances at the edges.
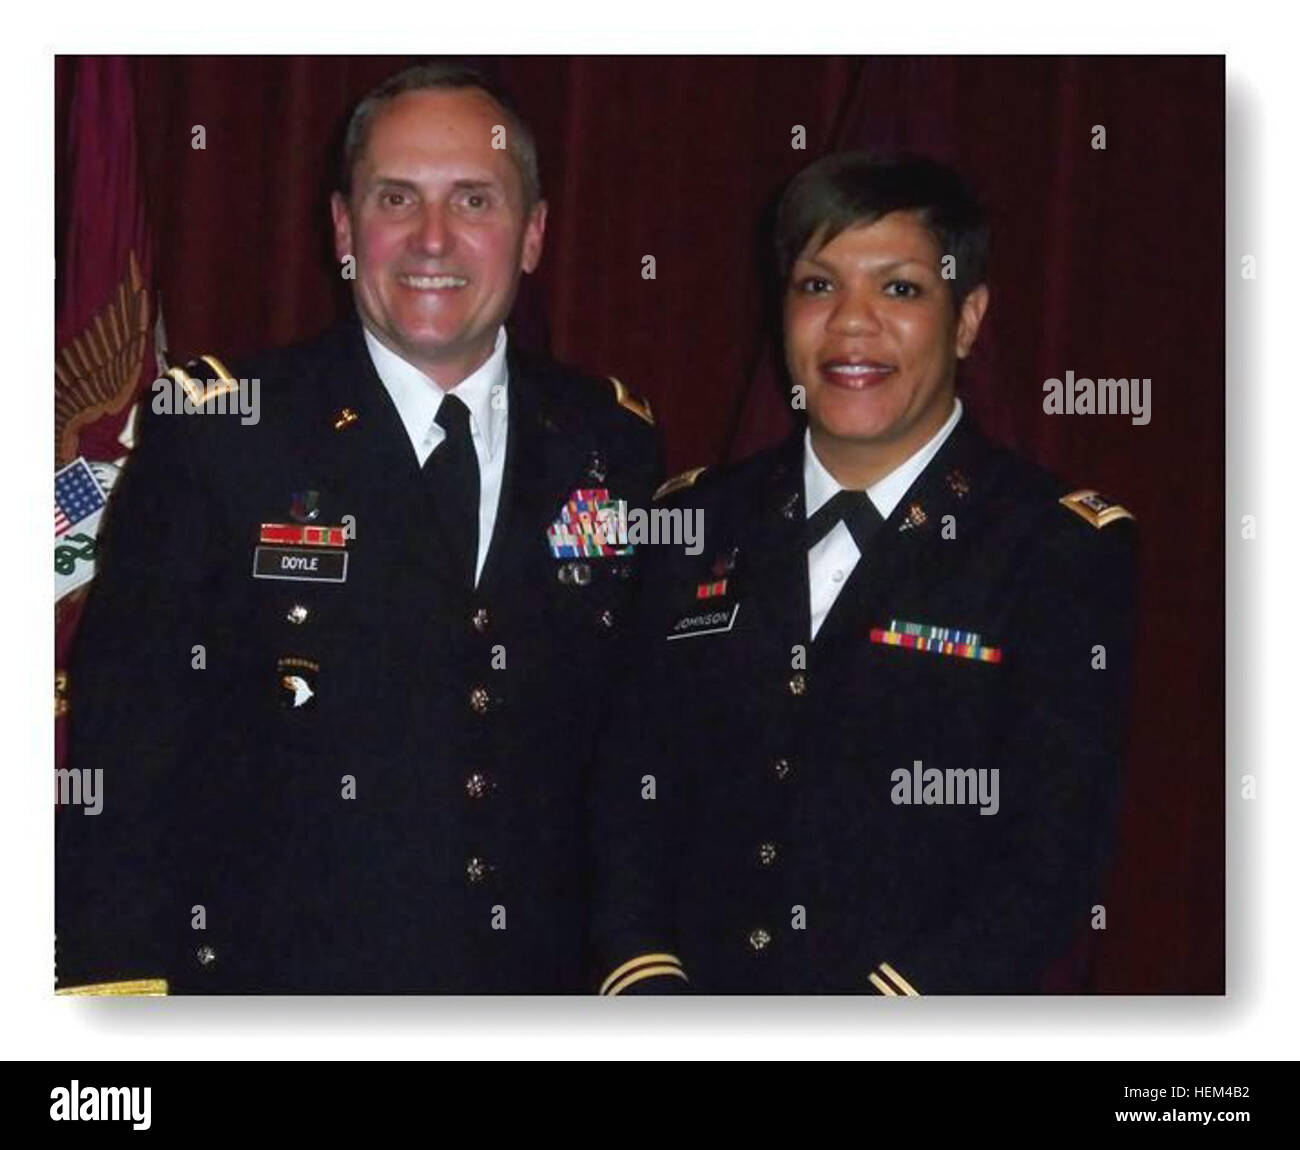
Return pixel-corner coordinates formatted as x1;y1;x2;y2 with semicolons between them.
54;56;165;771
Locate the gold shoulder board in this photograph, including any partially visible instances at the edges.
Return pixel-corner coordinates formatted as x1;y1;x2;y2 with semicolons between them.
607;376;654;426
1059;489;1135;529
654;466;708;501
165;352;239;407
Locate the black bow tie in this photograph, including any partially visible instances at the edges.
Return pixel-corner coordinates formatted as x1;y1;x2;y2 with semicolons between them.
805;489;885;552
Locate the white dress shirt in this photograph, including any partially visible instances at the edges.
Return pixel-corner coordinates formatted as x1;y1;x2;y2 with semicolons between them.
363;325;509;584
805;397;964;639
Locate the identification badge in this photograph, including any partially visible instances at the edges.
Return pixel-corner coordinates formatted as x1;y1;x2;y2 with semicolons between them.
667;602;740;640
253;546;348;583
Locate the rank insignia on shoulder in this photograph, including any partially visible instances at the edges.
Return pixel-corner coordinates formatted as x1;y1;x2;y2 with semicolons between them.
547;488;634;558
870;618;1002;664
1059;489;1135;529
653;466;707;501
165;353;239;407
607;376;654;426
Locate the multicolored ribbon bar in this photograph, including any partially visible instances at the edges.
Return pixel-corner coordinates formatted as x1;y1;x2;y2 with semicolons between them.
696;579;728;599
547;488;634;558
886;618;982;646
871;621;1002;663
260;523;346;547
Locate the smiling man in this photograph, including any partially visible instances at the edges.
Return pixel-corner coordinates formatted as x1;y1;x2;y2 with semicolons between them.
56;62;683;994
626;153;1137;993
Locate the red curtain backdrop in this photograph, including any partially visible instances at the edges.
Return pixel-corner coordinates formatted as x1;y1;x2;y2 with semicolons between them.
54;56;160;773
56;55;1224;993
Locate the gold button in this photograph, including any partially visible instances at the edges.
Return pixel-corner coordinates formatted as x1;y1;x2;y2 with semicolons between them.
471;607;490;633
599;608;615;629
772;758;793;781
747;928;772;952
469;686;491;714
465;856;493;884
195;944;217;967
788;672;807;696
757;842;778;867
286;604;309;625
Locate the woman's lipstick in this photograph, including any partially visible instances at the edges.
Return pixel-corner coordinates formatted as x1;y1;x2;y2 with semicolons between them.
819;358;896;389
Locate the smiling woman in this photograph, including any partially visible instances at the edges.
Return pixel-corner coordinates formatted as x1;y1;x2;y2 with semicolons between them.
778;153;989;490
614;151;1139;994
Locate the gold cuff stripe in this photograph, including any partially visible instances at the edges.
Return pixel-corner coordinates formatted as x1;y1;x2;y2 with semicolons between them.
868;971;898;996
56;978;169;997
607;964;689;997
599;952;683;996
878;963;920;996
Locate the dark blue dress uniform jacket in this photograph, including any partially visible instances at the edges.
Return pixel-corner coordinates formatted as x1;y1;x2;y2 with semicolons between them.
622;417;1137;993
55;318;667;994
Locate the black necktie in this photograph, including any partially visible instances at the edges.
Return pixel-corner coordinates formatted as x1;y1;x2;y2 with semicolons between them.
426;394;480;587
806;489;885;553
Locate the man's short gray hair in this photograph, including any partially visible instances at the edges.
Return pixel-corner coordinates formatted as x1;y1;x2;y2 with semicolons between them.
339;61;542;210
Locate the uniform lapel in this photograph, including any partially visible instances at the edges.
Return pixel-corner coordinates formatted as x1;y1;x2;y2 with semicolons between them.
314;318;421;490
812;417;1000;652
313;319;463;597
741;435;812;652
477;347;588;599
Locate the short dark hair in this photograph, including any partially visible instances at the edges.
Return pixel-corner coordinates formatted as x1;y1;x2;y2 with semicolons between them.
774;152;988;308
339;61;542;209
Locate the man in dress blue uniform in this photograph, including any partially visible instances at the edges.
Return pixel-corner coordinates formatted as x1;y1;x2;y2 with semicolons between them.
621;154;1136;993
55;63;685;994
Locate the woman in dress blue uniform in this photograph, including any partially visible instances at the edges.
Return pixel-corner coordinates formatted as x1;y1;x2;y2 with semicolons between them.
623;153;1136;994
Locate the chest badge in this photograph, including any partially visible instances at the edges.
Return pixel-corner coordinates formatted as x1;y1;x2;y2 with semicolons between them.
254;520;348;583
667;601;740;641
898;502;928;533
711;547;739;577
290;491;321;522
277;656;319;708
